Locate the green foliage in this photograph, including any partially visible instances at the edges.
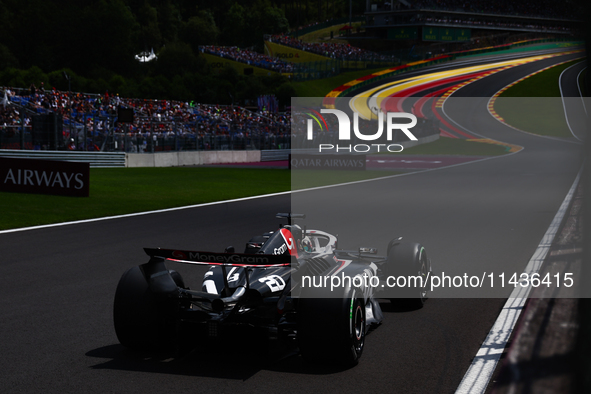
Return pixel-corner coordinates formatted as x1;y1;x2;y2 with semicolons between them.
154;41;203;79
1;68;26;89
275;82;296;107
0;0;298;104
252;0;289;36
221;3;247;46
137;2;162;49
0;44;19;69
24;66;48;87
181;10;220;52
73;0;140;75
47;69;75;91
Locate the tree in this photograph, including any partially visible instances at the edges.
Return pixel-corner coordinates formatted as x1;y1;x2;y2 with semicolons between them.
75;0;140;76
154;41;205;79
0;44;19;70
157;1;182;44
245;0;289;47
137;1;162;50
220;3;246;46
181;9;219;53
275;82;296;108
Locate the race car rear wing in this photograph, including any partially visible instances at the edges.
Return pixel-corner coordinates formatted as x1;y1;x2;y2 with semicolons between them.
144;248;291;268
143;247;292;302
276;213;305;226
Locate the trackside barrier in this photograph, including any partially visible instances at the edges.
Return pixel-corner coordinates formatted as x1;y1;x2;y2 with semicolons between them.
0;150;291;168
126;150;262;167
261;150;290;161
0;149;126;168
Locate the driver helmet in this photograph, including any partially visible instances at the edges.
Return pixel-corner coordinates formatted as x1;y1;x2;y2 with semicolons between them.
301;236;313;253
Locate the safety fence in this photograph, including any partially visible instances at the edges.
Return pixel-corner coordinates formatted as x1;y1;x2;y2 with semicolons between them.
1;111;290;153
0;149;125;167
107;132;290;153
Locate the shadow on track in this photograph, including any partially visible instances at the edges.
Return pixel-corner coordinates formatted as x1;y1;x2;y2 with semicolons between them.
86;341;354;379
86;301;420;379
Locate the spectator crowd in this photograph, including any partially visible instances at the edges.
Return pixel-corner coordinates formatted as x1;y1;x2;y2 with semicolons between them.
1;85;291;151
269;35;397;62
200;46;294;73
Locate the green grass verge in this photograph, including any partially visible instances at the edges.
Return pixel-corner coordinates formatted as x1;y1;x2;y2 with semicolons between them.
292;170;401;190
494;59;583;138
494;97;571;137
499;59;582;98
405;138;510;155
0;167;290;231
382;137;509;156
293;67;386;97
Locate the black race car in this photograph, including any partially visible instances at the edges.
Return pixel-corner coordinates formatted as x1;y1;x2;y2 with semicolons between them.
113;213;432;366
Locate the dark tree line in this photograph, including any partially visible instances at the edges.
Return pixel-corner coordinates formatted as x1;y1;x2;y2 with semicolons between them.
0;0;310;105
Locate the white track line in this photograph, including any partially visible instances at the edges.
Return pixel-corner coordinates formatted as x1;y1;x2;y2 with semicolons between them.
448;53;584;393
436;52;584;393
0;191;293;235
576;66;587;114
559;61;585;142
455;168;581;394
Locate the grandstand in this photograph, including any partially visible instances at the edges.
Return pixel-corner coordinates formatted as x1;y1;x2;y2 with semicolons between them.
0;87;290;153
365;0;579;43
200;46;294;74
267;35;396;62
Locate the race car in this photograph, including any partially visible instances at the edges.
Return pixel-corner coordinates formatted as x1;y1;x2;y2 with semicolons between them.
113;213;432;366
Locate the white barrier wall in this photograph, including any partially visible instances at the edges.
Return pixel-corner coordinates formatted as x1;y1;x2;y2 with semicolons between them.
125;135;437;167
126;151;262;167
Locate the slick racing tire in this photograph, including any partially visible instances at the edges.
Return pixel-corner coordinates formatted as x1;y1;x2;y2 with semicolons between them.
113;266;184;351
386;242;430;309
298;288;365;366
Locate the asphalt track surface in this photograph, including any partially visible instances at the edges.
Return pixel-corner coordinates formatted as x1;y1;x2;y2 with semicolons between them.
559;60;588;141
0;49;585;393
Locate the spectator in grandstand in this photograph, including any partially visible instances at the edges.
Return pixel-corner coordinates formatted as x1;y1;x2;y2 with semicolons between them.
269;35;397;63
200;46;293;73
1;85;291;153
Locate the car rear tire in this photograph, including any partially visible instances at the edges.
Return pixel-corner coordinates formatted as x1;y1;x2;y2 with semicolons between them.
298;288;365;366
113;266;183;351
386;242;429;309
